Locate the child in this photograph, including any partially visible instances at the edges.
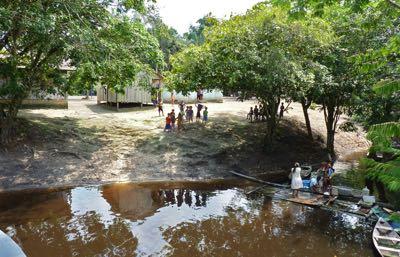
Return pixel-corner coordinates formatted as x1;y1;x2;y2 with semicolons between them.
254;105;259;121
247;107;254;122
170;109;176;130
164;113;172;132
203;107;208;123
177;112;184;131
179;101;185;113
157;101;164;116
188;106;194;123
195;103;203;122
185;106;190;121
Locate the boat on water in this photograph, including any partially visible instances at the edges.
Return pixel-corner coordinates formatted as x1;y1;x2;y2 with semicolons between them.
0;229;26;257
373;218;400;257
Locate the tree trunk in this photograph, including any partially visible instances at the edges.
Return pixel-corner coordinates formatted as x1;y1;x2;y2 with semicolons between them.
0;99;22;144
376;181;388;202
263;99;280;147
0;118;15;144
324;104;336;157
301;100;313;140
326;129;335;157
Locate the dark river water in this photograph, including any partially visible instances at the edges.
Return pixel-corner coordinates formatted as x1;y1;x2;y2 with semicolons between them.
0;181;376;257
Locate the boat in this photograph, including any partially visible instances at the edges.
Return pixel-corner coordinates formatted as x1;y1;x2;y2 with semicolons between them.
0;229;26;257
286;196;330;207
373;218;400;257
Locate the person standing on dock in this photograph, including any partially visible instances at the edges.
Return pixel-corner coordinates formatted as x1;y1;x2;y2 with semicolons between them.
290;162;303;198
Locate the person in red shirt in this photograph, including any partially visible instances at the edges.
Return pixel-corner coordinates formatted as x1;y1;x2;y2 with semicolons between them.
164;113;172;132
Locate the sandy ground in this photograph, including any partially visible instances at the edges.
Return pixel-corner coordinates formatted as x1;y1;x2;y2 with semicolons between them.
0;97;370;191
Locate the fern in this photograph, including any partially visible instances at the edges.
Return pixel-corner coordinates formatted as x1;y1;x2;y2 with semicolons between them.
374;80;400;96
362;81;400;192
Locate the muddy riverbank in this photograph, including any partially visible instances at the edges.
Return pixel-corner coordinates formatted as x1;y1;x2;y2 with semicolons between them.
0;98;370;191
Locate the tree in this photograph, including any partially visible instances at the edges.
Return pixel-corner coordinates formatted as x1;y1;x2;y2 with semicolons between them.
268;0;399;155
0;0;163;143
144;6;186;70
69;16;164;95
183;13;219;45
169;6;333;145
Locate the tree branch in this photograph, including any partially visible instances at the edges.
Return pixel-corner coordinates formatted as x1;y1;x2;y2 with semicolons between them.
34;45;62;69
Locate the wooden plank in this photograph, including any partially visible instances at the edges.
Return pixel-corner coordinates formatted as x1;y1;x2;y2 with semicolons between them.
376;225;395;230
246;185;267;195
375;235;400;241
228;170;289;189
286;197;328;207
377;246;400;253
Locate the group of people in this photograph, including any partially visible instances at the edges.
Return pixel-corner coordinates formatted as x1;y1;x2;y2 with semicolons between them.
247;103;286;122
290;161;335;198
161;100;209;132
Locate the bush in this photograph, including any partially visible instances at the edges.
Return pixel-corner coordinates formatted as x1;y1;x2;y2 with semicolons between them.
339;121;358;132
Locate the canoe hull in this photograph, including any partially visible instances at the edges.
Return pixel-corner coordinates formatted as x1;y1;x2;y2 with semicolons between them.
373;218;400;257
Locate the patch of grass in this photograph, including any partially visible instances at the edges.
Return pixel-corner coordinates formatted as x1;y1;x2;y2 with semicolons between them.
332;169;366;189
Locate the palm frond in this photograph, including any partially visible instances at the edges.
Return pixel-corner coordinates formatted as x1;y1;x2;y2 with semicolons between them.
367;122;400;145
362;157;400;191
374;79;400;96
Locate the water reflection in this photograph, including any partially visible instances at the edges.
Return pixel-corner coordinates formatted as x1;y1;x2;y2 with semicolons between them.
0;182;375;257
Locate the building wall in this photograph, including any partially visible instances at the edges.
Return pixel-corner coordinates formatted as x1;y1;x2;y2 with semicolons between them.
0;93;68;109
162;90;223;103
97;86;152;104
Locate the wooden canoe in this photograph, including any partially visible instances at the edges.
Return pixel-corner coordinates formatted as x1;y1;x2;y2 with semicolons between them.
373;218;400;257
286;196;330;207
0;229;26;257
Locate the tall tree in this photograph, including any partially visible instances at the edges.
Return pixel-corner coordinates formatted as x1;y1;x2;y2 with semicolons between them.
183;13;219;45
169;6;333;146
144;6;186;70
0;0;163;143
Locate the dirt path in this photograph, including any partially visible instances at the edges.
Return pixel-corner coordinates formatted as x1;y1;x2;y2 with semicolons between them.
0;97;370;191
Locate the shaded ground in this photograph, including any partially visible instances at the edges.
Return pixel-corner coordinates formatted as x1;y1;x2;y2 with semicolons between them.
0;97;370;191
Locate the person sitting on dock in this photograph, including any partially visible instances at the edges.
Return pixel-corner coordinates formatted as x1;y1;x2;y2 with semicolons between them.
290;162;303;198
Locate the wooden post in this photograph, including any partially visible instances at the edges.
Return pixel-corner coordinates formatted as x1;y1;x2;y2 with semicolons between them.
106;87;109;108
116;93;119;111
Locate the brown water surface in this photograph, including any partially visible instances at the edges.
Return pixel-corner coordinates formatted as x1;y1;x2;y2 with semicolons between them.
0;181;376;257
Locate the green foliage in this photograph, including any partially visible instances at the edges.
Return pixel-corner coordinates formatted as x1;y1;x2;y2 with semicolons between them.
145;6;186;69
169;6;335;144
69;16;164;94
389;213;400;222
0;0;163;142
339;121;358;132
374;80;400;96
183;13;219;45
362;92;400;192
